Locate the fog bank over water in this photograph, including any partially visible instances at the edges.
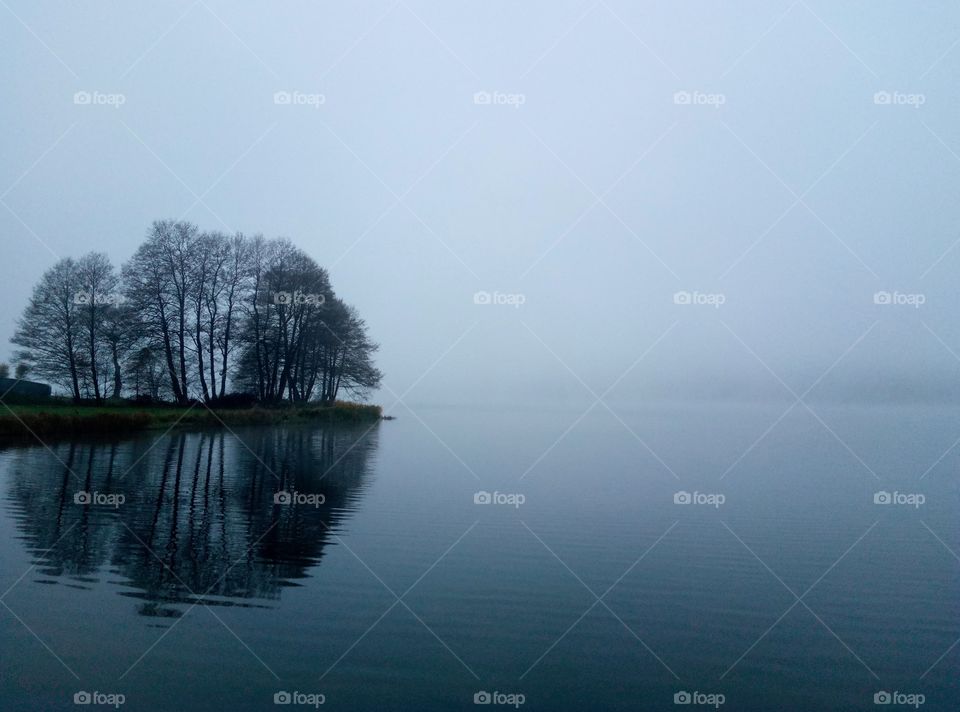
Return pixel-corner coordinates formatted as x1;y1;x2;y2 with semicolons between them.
3;2;960;406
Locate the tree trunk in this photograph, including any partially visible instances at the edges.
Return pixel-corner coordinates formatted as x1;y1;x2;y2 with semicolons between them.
220;290;236;398
66;334;81;401
178;305;189;403
89;307;101;404
111;341;122;398
158;301;184;404
196;316;210;403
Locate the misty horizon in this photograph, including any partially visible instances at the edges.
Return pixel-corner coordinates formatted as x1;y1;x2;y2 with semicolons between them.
5;2;960;409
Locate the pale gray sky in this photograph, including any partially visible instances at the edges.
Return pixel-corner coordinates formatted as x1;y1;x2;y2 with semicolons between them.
4;1;960;407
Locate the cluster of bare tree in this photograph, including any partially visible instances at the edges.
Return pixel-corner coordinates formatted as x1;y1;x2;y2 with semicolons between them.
12;220;382;405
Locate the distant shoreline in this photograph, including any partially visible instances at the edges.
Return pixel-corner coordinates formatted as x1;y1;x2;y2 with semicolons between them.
0;401;384;440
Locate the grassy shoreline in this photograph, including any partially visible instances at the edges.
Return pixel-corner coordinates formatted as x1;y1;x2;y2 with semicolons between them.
0;401;383;439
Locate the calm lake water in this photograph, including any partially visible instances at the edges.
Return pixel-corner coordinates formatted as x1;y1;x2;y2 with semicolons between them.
1;403;958;711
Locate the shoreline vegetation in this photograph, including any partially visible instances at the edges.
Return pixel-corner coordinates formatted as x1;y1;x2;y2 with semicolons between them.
11;221;382;410
0;400;384;440
3;219;387;442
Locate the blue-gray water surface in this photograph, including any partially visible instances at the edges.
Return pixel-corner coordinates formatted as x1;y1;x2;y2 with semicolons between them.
0;403;958;711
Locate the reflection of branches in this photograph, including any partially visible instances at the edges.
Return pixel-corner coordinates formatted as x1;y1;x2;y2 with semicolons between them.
2;423;379;614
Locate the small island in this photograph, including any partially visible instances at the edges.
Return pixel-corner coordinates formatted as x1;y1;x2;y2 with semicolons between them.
1;219;383;438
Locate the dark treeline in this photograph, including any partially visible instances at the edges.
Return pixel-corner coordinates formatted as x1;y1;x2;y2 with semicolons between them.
12;220;382;405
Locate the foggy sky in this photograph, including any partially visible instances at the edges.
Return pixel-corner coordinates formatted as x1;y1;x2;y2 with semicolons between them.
4;1;960;408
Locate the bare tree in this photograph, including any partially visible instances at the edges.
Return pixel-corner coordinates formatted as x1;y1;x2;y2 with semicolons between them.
13;258;84;400
75;252;119;403
188;231;215;402
217;233;251;399
235;243;380;404
126;347;165;400
123;220;198;404
306;299;381;403
236;239;335;402
102;303;137;399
